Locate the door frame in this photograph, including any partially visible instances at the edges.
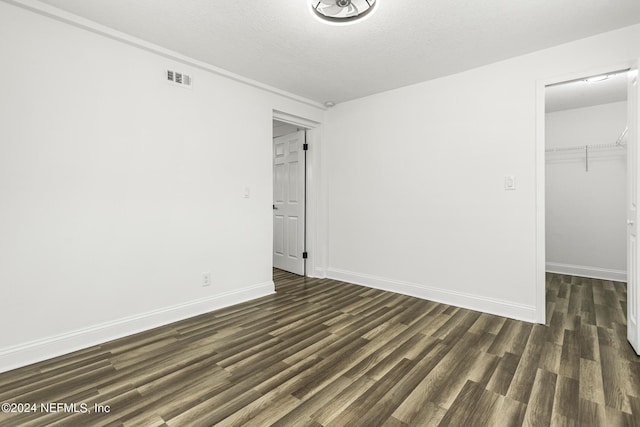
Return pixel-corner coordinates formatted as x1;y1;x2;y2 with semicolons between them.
273;110;327;278
534;60;637;325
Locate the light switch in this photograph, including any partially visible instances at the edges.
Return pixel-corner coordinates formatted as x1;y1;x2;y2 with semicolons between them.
244;187;250;198
504;176;516;190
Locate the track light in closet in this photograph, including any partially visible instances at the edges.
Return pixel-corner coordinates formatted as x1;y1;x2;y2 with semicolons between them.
584;74;613;84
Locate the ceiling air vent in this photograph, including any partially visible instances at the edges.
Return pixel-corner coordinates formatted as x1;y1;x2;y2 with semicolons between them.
166;69;192;88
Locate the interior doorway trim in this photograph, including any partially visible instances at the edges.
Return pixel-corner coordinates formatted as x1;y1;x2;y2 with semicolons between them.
273;110;327;278
273;110;320;130
534;61;635;325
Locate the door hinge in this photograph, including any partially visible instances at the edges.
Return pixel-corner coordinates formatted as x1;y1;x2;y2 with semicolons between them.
302;251;308;259
303;143;309;151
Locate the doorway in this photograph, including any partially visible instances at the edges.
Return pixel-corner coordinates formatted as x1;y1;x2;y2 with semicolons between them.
272;121;307;275
536;63;640;355
272;110;324;280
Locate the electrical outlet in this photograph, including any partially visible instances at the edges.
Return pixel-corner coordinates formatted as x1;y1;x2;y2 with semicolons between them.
202;272;211;287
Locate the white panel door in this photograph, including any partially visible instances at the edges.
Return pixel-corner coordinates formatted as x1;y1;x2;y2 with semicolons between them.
273;130;305;275
628;65;640;354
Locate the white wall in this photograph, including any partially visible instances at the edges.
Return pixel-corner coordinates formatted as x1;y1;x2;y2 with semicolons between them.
2;2;639;374
0;1;323;372
325;24;640;322
546;102;627;280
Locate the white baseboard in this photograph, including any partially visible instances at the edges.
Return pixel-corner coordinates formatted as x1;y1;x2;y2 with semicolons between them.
0;282;274;374
311;267;327;278
327;268;536;323
546;262;626;282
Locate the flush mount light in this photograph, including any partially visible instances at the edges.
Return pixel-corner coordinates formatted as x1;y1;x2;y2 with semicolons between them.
311;0;378;25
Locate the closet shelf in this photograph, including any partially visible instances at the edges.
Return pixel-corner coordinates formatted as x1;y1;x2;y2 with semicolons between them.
545;127;628;172
544;143;624;153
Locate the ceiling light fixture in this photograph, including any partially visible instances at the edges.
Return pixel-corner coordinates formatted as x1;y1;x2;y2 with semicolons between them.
311;0;378;25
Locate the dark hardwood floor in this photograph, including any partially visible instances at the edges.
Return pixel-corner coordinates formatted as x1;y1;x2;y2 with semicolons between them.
0;270;638;426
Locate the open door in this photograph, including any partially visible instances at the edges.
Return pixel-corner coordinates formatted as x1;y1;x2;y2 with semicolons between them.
273;130;306;275
627;64;640;354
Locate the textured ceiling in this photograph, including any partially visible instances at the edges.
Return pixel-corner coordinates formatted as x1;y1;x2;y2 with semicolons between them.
29;0;640;104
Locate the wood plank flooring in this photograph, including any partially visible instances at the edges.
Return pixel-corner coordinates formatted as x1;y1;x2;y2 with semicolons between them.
0;271;638;426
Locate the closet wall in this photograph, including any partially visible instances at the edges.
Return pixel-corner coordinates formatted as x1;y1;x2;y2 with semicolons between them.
546;101;627;280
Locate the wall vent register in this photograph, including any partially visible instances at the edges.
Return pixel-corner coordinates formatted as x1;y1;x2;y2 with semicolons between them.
166;69;192;88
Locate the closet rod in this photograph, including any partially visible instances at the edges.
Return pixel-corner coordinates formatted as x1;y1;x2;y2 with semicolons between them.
545;126;628;153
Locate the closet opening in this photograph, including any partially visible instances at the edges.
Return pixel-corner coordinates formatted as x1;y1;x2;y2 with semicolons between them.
545;71;628;283
542;67;640;355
